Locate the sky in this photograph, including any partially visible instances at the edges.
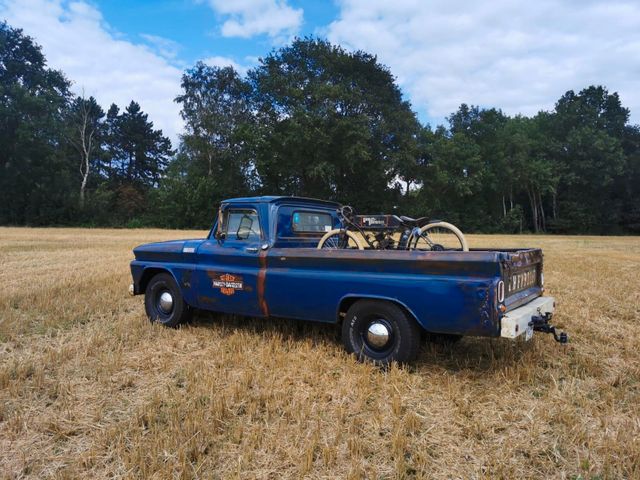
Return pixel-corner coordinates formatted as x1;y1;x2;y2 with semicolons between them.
1;0;639;144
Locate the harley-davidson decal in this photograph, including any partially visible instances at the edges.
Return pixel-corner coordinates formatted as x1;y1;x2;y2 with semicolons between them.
212;273;244;296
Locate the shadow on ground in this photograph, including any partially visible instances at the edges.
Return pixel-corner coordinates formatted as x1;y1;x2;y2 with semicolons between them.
186;310;539;374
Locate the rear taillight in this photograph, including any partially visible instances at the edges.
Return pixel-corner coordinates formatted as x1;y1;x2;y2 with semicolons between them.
497;280;505;303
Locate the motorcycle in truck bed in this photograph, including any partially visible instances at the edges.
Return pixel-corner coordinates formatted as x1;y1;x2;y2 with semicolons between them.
129;196;566;365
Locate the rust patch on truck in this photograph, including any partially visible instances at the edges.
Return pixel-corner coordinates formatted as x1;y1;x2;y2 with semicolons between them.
257;249;269;317
197;295;217;305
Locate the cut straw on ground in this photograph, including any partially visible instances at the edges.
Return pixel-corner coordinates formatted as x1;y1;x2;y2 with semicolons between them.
0;228;638;479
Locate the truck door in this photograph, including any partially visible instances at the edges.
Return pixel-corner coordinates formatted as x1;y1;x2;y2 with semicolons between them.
195;206;265;317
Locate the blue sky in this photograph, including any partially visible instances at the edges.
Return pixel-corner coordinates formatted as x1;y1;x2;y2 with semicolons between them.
2;0;639;143
97;1;338;67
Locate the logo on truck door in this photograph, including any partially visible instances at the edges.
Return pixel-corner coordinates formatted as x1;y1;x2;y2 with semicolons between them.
211;273;244;296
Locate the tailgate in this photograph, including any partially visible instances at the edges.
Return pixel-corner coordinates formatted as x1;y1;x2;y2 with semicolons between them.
500;248;544;311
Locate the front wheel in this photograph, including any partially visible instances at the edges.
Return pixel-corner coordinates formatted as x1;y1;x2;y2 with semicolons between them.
144;273;191;327
342;300;422;365
408;222;469;252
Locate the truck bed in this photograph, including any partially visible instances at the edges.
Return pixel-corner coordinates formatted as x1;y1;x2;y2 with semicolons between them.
261;246;543;336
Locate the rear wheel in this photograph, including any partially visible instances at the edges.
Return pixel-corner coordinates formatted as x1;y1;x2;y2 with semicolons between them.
144;273;191;327
342;300;421;365
409;222;469;252
317;229;364;250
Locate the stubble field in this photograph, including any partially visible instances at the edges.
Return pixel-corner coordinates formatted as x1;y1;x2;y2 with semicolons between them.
0;228;639;479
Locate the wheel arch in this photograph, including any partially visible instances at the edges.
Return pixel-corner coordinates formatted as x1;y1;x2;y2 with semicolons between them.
139;267;178;294
336;294;424;331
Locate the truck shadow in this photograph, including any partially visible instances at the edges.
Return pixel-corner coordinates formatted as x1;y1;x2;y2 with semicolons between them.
189;310;342;345
188;310;538;374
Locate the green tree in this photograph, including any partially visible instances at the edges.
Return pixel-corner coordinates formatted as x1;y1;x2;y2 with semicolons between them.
514;114;558;233
106;101;172;187
3;19;640;233
176;63;256;194
0;22;74;224
150;152;221;229
445;105;511;229
101;101;172;223
412;126;484;228
249;38;421;212
154;63;259;227
619;125;640;232
550;87;627;232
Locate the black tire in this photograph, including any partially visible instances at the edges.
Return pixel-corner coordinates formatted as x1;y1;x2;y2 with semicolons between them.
144;273;191;328
342;300;422;365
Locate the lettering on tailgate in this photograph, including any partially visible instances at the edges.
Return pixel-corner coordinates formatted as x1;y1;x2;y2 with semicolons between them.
507;267;538;295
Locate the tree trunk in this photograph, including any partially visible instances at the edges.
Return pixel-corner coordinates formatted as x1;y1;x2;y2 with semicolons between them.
77;100;94;209
80;164;88;208
527;186;539;232
538;190;546;232
502;194;506;217
127;153;132;179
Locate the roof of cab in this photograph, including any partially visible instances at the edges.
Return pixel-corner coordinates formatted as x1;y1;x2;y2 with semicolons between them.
222;196;340;207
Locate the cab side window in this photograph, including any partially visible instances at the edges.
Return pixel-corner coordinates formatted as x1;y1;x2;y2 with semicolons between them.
224;209;261;241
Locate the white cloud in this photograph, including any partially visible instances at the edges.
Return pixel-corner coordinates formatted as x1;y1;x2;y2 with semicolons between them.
140;33;181;61
202;55;251;76
327;0;640;125
0;0;184;143
206;0;302;41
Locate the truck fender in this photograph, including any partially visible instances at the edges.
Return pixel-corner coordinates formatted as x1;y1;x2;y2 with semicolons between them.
138;267;179;295
336;294;425;331
139;266;202;312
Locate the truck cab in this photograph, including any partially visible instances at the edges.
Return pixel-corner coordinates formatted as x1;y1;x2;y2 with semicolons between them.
195;196;341;317
213;196;341;248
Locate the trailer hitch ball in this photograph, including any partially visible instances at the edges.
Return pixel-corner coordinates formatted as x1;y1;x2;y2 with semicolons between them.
530;312;569;344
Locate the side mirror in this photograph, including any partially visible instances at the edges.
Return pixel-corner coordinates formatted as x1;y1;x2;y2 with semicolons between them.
236;215;253;240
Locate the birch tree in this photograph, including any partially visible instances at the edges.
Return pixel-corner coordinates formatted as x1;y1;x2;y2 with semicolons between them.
67;95;104;207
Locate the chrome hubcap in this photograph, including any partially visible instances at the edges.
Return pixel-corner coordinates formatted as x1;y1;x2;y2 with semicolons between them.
158;291;173;314
366;321;391;349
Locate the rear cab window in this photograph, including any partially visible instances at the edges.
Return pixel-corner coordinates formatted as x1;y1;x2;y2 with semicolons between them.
273;204;339;247
292;211;333;233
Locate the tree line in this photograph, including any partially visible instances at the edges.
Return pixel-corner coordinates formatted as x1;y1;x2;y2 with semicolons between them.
1;21;639;233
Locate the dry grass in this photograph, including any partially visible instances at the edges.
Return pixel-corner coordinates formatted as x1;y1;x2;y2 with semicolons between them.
0;227;639;479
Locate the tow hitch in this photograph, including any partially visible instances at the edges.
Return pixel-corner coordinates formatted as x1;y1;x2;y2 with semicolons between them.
529;312;568;344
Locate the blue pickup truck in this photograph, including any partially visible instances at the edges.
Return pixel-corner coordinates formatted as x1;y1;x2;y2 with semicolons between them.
130;196;565;364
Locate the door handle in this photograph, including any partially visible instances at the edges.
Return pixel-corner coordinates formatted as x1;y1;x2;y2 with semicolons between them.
245;247;259;253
